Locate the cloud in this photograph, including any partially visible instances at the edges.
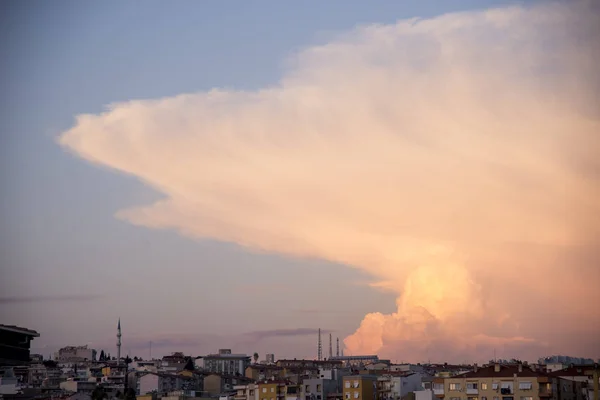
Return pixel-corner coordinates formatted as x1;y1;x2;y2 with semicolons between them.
58;1;600;362
0;295;103;304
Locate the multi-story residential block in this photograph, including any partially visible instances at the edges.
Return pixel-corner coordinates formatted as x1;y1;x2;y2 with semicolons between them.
246;365;285;381
203;349;251;376
443;363;584;400
256;379;300;400
60;378;97;394
421;376;444;398
377;373;423;400
204;373;253;395
0;325;40;367
235;382;260;400
55;346;96;362
303;377;339;400
343;375;378;400
137;372;188;395
266;355;276;365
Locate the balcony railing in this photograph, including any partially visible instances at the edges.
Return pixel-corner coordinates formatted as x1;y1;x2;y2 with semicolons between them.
466;388;479;395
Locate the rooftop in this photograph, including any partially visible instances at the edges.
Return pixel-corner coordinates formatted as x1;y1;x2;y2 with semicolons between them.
0;324;40;337
456;364;548;379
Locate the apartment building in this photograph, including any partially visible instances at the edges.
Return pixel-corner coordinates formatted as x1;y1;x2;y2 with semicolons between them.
303;377;339;400
256;379;300;400
443;363;581;400
203;349;251;376
377;373;423;400
343;375;378;400
234;382;260;400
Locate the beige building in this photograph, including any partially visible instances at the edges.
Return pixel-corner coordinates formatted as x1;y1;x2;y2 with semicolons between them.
443;364;584;400
343;375;378;400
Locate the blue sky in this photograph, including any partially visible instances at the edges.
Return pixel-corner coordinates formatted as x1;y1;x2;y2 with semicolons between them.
0;0;552;361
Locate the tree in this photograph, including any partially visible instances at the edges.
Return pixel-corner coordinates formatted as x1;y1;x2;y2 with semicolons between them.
184;357;195;371
253;353;259;364
124;388;136;400
92;386;108;400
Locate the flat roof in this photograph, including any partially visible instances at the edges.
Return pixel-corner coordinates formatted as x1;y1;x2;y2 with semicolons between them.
0;324;40;337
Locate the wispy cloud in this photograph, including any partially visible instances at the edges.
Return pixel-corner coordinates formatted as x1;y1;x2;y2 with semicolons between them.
0;295;103;304
245;328;332;342
59;1;600;362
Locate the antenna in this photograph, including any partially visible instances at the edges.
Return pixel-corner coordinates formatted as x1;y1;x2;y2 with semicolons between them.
150;341;152;360
329;333;333;359
336;338;340;357
317;328;322;361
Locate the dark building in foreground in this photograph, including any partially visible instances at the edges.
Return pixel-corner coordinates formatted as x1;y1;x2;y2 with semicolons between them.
0;324;40;366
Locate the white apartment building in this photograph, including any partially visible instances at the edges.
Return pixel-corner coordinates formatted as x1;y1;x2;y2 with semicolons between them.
55;346;96;362
203;349;251;376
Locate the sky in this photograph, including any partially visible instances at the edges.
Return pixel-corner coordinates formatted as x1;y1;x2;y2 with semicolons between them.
1;0;599;364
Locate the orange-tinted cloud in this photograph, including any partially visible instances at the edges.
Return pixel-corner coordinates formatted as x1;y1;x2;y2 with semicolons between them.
59;2;600;362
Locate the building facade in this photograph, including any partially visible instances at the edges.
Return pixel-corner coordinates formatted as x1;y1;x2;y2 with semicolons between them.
0;325;40;366
343;375;378;400
203;349;251;376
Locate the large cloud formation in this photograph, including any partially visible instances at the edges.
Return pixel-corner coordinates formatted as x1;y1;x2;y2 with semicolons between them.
59;2;600;362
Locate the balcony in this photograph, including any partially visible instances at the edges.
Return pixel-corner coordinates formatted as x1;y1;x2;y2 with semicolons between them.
539;388;553;397
433;388;444;396
466;388;479;395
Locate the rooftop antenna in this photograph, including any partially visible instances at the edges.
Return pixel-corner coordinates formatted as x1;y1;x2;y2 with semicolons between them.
328;333;333;359
336;338;340;357
317;328;322;361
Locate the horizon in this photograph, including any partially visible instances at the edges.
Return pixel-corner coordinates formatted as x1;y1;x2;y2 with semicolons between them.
1;0;599;365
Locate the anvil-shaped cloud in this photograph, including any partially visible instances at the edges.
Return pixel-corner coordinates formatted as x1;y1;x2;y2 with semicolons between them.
59;2;600;362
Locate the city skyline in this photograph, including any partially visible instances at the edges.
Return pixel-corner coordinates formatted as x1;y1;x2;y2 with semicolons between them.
2;0;599;364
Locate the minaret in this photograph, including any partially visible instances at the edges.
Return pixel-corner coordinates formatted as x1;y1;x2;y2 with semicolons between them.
317;328;322;361
117;318;122;365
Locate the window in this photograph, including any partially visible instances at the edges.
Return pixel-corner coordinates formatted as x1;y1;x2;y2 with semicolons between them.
354;381;360;388
271;388;275;393
450;384;462;391
345;382;351;389
317;385;322;392
492;384;499;390
482;397;487;400
354;392;359;399
434;384;444;391
520;397;533;400
518;383;532;391
345;394;350;399
467;384;478;390
250;390;255;395
263;389;267;393
451;397;461;400
482;384;488;390
493;397;499;400
305;386;310;392
468;397;478;400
